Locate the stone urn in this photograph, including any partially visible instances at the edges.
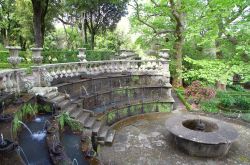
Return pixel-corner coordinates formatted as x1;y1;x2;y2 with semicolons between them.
77;48;87;62
6;46;22;68
159;49;170;59
31;48;43;65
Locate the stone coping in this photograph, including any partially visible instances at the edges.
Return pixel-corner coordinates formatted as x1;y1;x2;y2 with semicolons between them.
0;68;27;75
165;114;239;145
31;59;171;68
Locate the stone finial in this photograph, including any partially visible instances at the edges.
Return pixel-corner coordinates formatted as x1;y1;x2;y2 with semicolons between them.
6;46;22;69
77;48;87;62
31;48;43;65
159;49;170;60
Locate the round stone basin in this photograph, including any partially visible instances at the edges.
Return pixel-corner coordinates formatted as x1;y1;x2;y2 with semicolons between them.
165;114;239;157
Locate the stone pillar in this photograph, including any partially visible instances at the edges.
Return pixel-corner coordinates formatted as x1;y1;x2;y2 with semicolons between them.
31;48;43;65
32;67;42;87
159;49;170;77
6;46;22;69
77;48;87;62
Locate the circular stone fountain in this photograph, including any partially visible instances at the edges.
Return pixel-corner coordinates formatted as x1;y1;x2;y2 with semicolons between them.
165;114;239;157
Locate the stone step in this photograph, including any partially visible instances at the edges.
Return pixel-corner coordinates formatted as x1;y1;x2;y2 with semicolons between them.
92;121;103;135
77;112;91;125
51;95;65;103
72;99;83;108
105;129;116;145
57;99;71;109
97;126;109;141
63;104;77;114
70;109;83;119
44;91;58;99
84;117;96;129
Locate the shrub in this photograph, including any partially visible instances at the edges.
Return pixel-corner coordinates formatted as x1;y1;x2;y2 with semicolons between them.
200;100;219;113
0;51;9;63
184;81;216;103
228;84;246;92
219;94;235;108
234;96;250;110
183;57;250;85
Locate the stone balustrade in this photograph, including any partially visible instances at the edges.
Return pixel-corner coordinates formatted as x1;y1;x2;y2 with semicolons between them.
31;59;170;86
0;69;27;94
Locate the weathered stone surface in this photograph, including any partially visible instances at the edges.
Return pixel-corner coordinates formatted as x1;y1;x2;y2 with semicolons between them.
165;114;239;157
99;113;250;165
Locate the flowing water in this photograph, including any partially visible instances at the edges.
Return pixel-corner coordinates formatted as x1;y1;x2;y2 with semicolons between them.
18;115;52;165
81;86;89;96
18;120;46;141
62;131;89;165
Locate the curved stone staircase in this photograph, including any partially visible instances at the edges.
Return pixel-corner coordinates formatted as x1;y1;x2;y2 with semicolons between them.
42;90;116;145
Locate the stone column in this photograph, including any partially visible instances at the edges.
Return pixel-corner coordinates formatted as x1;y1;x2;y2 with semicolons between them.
159;49;170;77
31;48;43;65
6;46;22;69
77;48;87;62
32;66;42;87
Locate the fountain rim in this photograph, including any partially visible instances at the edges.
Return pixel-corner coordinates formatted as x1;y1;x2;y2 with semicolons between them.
165;114;239;145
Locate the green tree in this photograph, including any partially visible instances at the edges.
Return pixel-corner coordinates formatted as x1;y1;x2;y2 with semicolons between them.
58;0;128;49
131;0;185;87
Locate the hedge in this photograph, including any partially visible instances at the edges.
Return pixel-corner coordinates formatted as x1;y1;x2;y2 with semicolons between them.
0;49;116;64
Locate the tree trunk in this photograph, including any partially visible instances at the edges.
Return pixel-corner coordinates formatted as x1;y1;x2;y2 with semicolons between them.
84;19;88;44
32;5;43;47
90;32;95;50
173;35;184;87
81;12;88;45
31;0;49;48
170;0;185;87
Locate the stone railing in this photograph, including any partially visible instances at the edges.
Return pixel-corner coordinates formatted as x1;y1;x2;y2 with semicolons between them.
1;46;171;90
0;69;27;93
31;59;170;86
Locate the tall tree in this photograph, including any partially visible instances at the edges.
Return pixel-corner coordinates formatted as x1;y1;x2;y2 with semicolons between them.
58;0;128;49
31;0;49;47
0;0;16;46
131;0;185;87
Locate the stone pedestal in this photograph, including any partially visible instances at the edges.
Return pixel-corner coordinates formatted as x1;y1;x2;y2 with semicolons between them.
31;48;43;65
6;46;22;69
77;48;87;62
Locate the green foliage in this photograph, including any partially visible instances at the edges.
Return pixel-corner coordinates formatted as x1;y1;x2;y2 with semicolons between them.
219;94;235;108
175;89;192;111
21;103;38;117
217;91;250;111
12;110;23;136
200;99;219;113
183;57;250;85
86;50;116;61
57;113;83;132
234;96;250;110
228;85;246;92
12;103;38;136
38;104;52;113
